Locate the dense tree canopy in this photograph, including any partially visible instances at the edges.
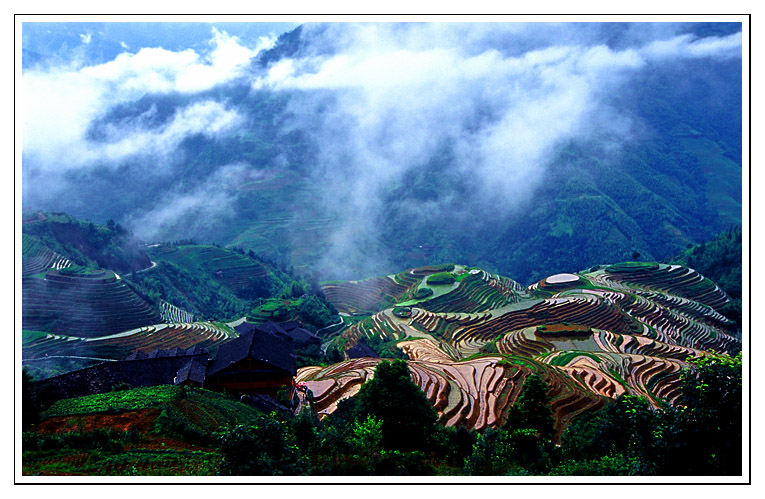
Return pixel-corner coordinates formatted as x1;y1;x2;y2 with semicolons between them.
353;360;439;452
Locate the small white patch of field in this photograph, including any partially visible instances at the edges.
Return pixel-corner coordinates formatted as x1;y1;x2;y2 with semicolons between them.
546;273;580;284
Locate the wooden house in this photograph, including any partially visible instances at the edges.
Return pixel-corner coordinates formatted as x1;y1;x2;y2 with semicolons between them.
204;325;296;396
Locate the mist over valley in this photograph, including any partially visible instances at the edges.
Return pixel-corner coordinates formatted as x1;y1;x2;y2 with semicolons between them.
22;21;742;283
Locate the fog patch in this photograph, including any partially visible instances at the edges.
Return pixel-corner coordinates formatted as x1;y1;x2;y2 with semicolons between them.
127;162;256;242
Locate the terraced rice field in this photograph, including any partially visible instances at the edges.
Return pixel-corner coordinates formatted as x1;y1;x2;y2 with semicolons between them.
313;262;740;432
22;234;72;276
147;244;268;293
23;321;234;364
159;300;195;323
320;276;414;315
86;321;234;353
22;270;161;337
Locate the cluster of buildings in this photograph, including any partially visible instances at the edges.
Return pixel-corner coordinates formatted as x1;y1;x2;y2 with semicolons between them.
38;321;322;405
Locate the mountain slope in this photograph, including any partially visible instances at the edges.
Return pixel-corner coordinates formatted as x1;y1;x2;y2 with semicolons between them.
308;261;739;432
21;23;743;284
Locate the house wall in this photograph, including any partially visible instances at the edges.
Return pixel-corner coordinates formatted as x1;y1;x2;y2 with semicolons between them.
205;358;294;396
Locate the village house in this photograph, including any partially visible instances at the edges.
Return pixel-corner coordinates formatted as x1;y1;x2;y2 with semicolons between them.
204;324;296;396
36;321;303;404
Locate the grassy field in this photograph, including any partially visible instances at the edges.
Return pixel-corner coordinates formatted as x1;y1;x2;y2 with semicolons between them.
24;385;266;476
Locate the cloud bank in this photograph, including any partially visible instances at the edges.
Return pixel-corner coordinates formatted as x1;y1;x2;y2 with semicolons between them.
22;27;272;172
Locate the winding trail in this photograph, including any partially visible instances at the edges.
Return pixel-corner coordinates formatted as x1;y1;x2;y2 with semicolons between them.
317;317;345;335
135;261;158;274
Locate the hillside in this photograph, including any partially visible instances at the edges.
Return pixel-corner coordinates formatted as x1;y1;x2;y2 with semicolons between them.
22;257;741;476
670;226;742;330
22;211;152;274
311;261;738;432
22;385;263;476
21;213;340;379
22;268;161;337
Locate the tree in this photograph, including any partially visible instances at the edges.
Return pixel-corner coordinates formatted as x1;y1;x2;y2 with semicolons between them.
673;352;742;475
353;360;438;452
549;453;639;476
464;427;514;475
298;295;335;329
560;394;657;473
505;374;555;440
216;412;307;475
554;352;743;476
349;414;383;452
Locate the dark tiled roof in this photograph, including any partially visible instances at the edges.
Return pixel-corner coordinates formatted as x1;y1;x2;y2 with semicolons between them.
234;322;258;335
174;357;208;385
185;345;210;357
235;320;313;344
124;350;149;361
346;343;378;359
284;326;321;346
279;320;301;332
257;321;290;340
207;328;296;377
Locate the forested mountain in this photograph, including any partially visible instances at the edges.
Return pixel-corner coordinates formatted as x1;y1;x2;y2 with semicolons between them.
21;212;339;378
21;22;743;284
671;226;742;330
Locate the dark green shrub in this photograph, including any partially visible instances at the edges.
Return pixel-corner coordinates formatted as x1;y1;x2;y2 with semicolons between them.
505;374;555;440
412;287;434;299
427;272;455;285
550;454;639;476
216;412;307;475
392;306;412;318
153;407;212;447
353;360;438;452
23;429;127;453
464;427;513;475
374;449;433;475
430;425;475;467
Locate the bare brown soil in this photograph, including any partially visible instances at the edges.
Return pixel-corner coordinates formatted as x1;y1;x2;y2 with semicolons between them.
33;409;212;452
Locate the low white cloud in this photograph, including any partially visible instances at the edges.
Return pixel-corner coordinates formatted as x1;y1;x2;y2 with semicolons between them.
641;32;742;60
128;162;253;241
95;100;242;164
22;22;742;277
251;22;742;275
22;27;272;174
